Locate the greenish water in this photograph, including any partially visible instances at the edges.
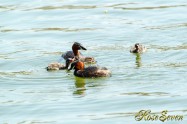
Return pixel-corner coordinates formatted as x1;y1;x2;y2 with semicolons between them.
0;0;187;124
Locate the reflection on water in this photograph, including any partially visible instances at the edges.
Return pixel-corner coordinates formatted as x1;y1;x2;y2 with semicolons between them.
134;54;142;68
73;77;86;96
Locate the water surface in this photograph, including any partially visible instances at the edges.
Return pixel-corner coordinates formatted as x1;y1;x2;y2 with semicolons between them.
0;0;187;123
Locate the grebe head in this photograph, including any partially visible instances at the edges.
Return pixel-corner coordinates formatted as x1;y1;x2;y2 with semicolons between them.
68;60;84;71
72;42;87;51
135;43;140;50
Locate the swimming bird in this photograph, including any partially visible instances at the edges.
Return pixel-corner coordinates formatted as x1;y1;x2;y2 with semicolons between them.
60;42;96;65
62;42;86;60
46;58;73;71
68;60;111;78
130;43;147;53
46;62;66;71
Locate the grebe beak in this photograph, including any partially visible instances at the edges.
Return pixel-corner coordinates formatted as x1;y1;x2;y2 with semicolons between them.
79;45;87;50
74;42;87;50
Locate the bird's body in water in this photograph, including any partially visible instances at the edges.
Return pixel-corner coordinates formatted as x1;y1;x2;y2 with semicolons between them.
130;43;147;53
69;60;111;78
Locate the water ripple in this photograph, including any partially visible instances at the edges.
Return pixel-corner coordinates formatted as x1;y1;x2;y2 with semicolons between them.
115;4;187;10
164;63;187;67
147;62;187;68
78;112;134;120
144;23;187;30
0;27;98;32
42;51;62;55
33;27;98;32
150;44;187;51
0;29;19;32
0;71;33;77
0;5;16;11
120;92;170;96
32;5;97;10
105;3;138;8
17;120;56;124
90;45;128;51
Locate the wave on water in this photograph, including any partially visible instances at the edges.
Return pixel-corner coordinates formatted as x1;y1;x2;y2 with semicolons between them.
0;27;98;32
105;3;138;8
0;71;33;77
146;62;187;68
0;5;16;11
114;4;187;10
144;23;187;30
90;45;128;51
120;92;169;96
150;44;187;51
33;27;98;32
42;51;62;55
33;5;97;10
